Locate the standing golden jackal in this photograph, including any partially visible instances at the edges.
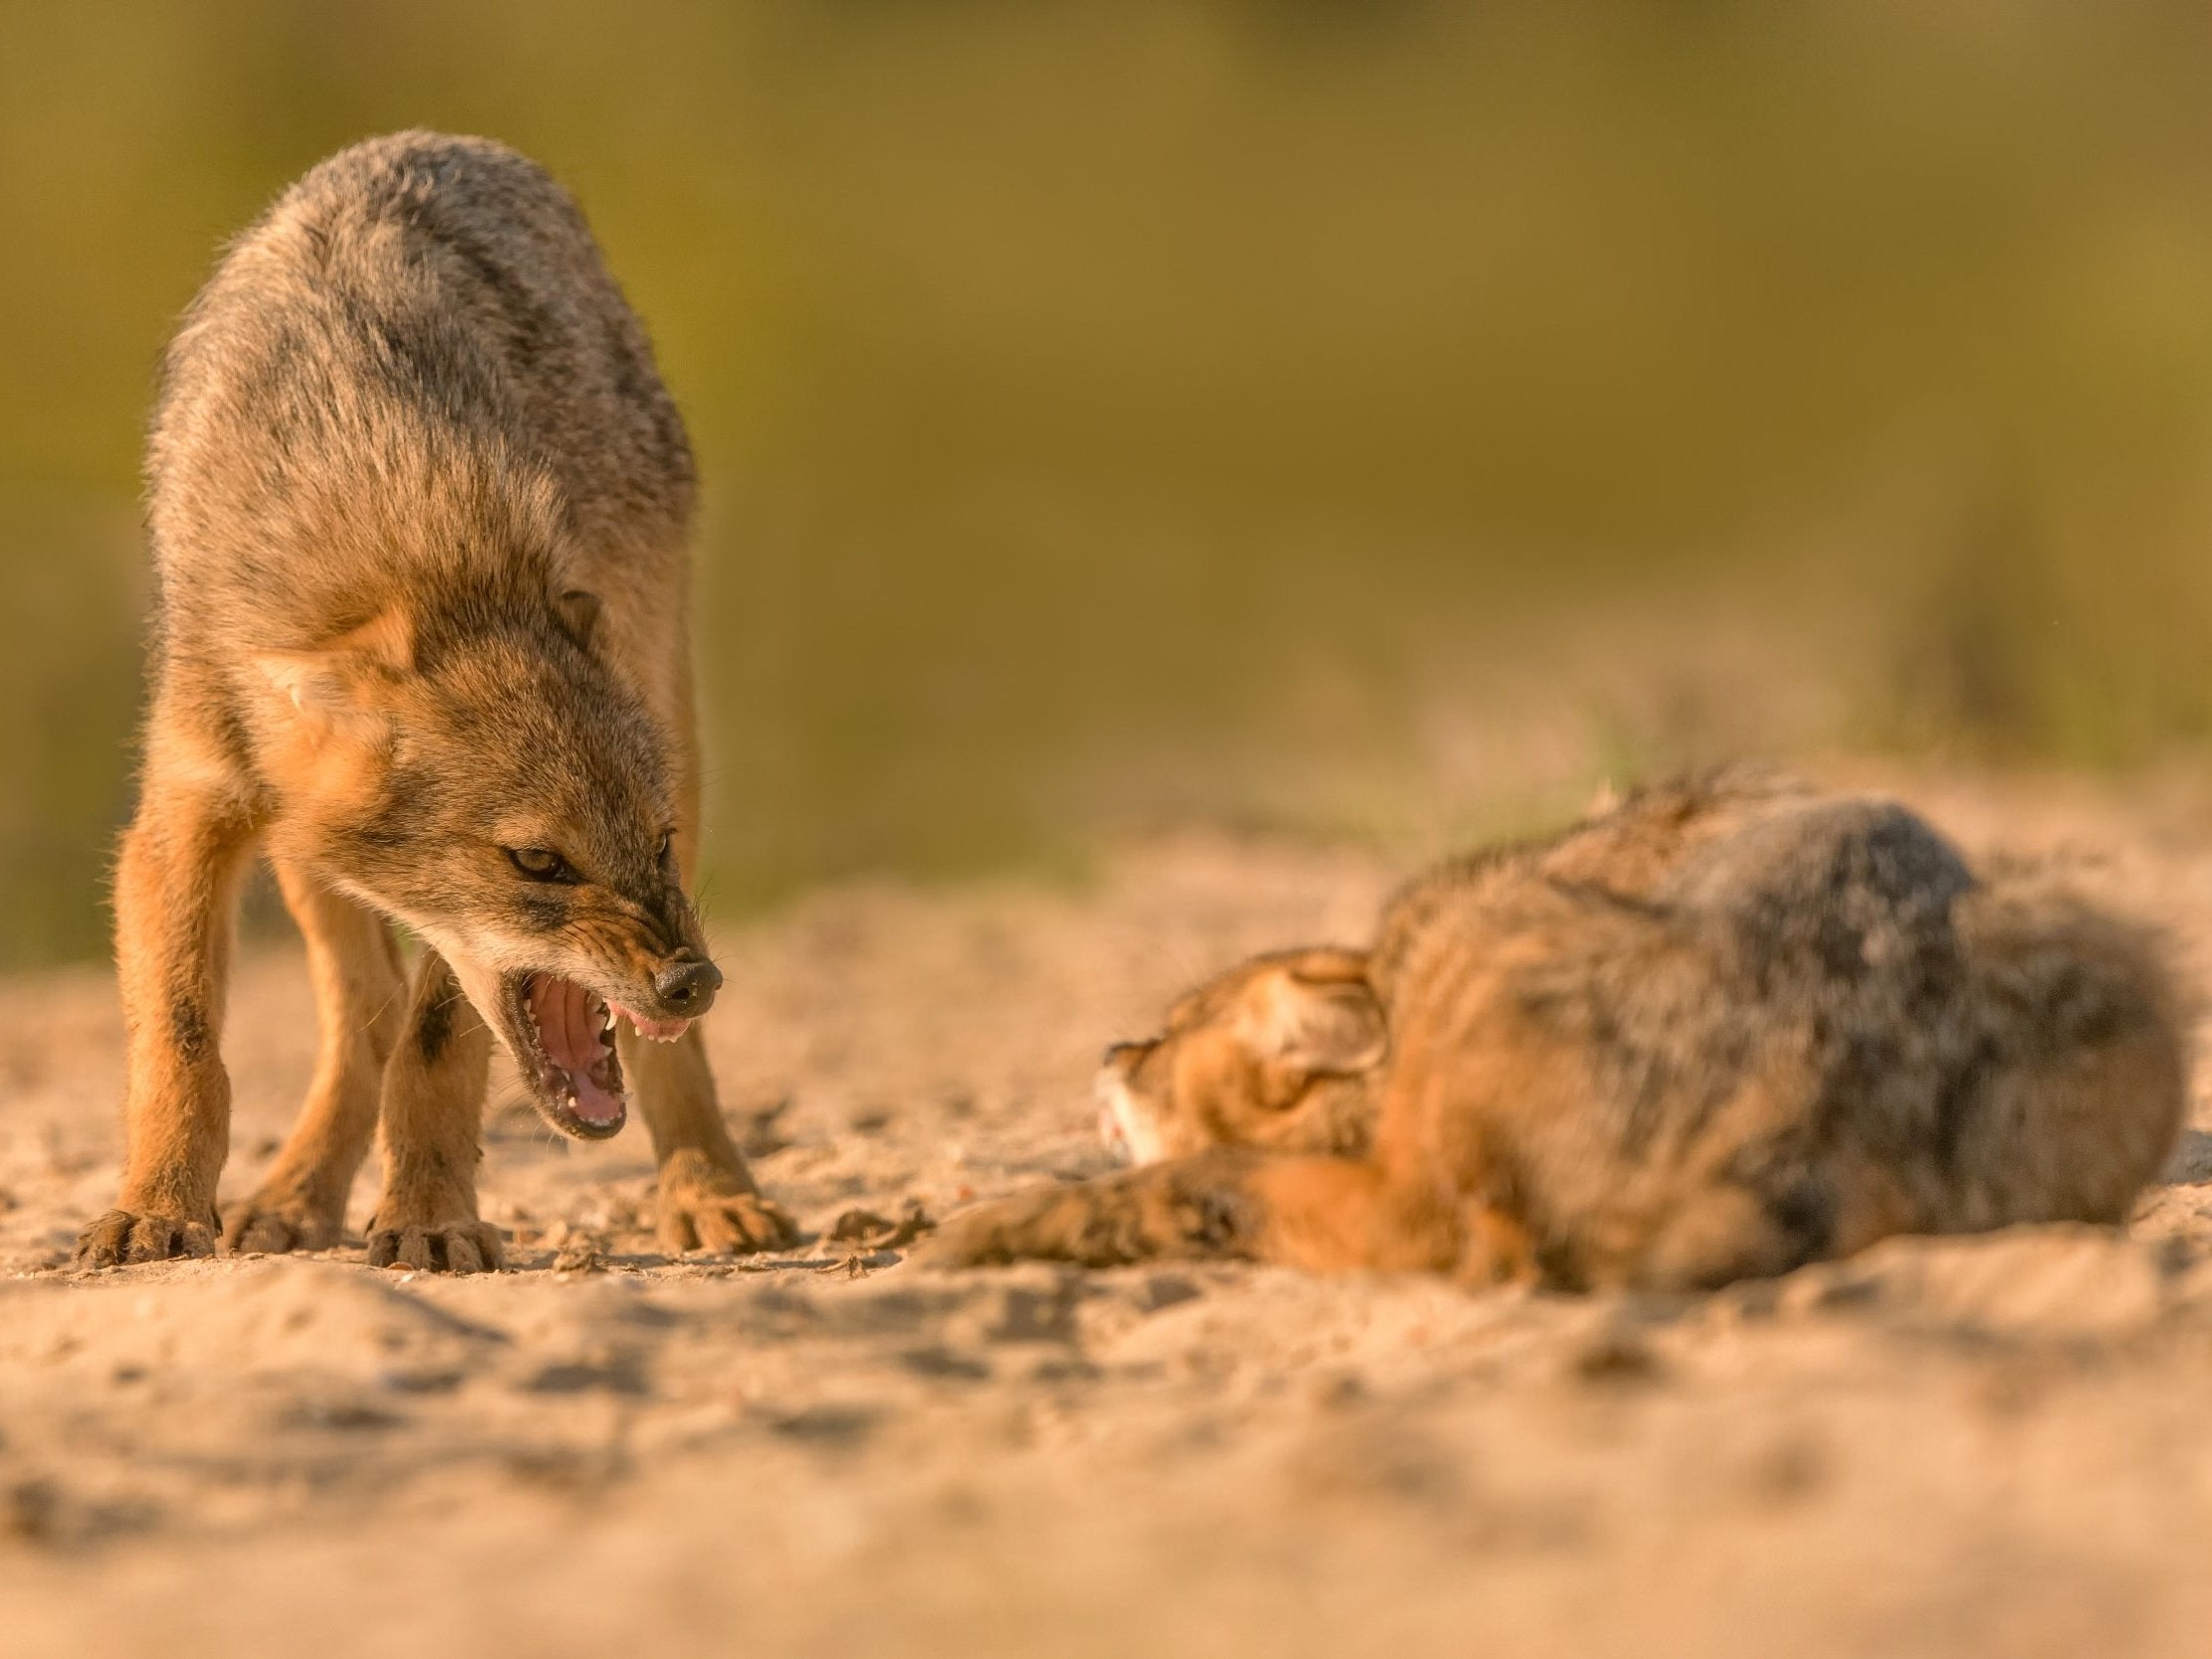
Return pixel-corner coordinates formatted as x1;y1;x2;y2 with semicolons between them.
78;131;794;1271
925;772;2189;1290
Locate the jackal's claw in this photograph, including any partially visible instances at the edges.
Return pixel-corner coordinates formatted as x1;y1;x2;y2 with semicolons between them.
74;1208;218;1269
656;1153;797;1255
221;1191;341;1256
365;1219;505;1274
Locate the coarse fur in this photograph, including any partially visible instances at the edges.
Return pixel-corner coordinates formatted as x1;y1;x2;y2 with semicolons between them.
78;131;794;1271
927;770;2190;1291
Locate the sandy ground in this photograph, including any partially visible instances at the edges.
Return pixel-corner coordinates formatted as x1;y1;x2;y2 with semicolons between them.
5;769;2212;1658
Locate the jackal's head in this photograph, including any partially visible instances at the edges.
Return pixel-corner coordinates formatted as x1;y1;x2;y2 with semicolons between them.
253;600;716;1141
1096;947;1386;1164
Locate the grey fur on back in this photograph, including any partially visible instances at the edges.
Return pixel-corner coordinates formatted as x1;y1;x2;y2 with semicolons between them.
1375;769;2185;1285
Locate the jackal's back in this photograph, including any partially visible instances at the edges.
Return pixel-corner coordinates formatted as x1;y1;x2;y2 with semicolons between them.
1373;770;2186;1286
147;129;693;655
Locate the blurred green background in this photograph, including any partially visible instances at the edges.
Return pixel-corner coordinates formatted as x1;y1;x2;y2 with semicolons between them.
6;0;2212;968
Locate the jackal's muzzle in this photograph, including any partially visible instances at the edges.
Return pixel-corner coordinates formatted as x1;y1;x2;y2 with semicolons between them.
496;955;720;1141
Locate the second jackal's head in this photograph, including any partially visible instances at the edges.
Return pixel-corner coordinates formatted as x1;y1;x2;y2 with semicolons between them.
252;600;715;1141
1096;947;1387;1165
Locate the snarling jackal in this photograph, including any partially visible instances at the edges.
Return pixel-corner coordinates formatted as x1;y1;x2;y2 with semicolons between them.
78;131;793;1271
926;772;2189;1291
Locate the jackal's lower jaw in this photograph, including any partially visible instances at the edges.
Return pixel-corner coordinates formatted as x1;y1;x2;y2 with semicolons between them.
498;971;698;1141
505;974;617;1140
513;972;626;1138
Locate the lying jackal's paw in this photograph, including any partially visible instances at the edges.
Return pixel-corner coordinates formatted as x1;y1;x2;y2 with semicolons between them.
74;1208;217;1269
908;1188;1087;1270
656;1149;797;1255
365;1219;505;1274
220;1190;342;1256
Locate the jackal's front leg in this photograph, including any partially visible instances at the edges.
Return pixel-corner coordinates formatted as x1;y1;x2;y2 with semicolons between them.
626;710;796;1257
917;1150;1274;1270
365;949;503;1272
627;1026;796;1254
919;1150;1466;1276
77;774;258;1268
221;860;406;1253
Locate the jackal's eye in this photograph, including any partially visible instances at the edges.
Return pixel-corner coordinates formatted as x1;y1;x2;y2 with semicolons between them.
656;829;676;869
506;847;579;884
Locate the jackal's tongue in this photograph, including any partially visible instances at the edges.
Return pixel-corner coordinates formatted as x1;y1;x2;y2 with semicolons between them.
527;974;622;1126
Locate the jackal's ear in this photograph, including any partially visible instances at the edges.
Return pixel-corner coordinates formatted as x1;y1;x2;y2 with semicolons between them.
555;589;602;649
252;608;414;729
1240;956;1387;1083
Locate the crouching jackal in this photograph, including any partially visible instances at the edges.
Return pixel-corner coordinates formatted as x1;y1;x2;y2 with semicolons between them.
924;771;2190;1291
77;131;794;1270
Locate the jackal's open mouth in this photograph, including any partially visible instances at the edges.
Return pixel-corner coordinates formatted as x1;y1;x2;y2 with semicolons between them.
508;973;628;1141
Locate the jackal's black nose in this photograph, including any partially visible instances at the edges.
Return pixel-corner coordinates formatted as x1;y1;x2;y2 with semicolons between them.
654;957;722;1017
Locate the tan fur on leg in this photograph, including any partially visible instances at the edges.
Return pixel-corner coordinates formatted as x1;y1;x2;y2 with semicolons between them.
628;1024;795;1254
629;741;793;1256
76;766;258;1268
365;949;502;1273
921;1149;1457;1274
221;860;406;1253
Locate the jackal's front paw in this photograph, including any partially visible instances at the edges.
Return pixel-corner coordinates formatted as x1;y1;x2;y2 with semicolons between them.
74;1208;218;1269
656;1149;797;1255
221;1187;343;1255
365;1218;505;1274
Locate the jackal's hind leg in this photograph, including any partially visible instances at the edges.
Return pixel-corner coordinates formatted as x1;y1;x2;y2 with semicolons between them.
364;949;503;1272
76;769;257;1269
627;1026;796;1254
222;861;406;1253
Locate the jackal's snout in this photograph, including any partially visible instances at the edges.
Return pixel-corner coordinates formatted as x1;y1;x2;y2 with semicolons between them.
652;954;722;1019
